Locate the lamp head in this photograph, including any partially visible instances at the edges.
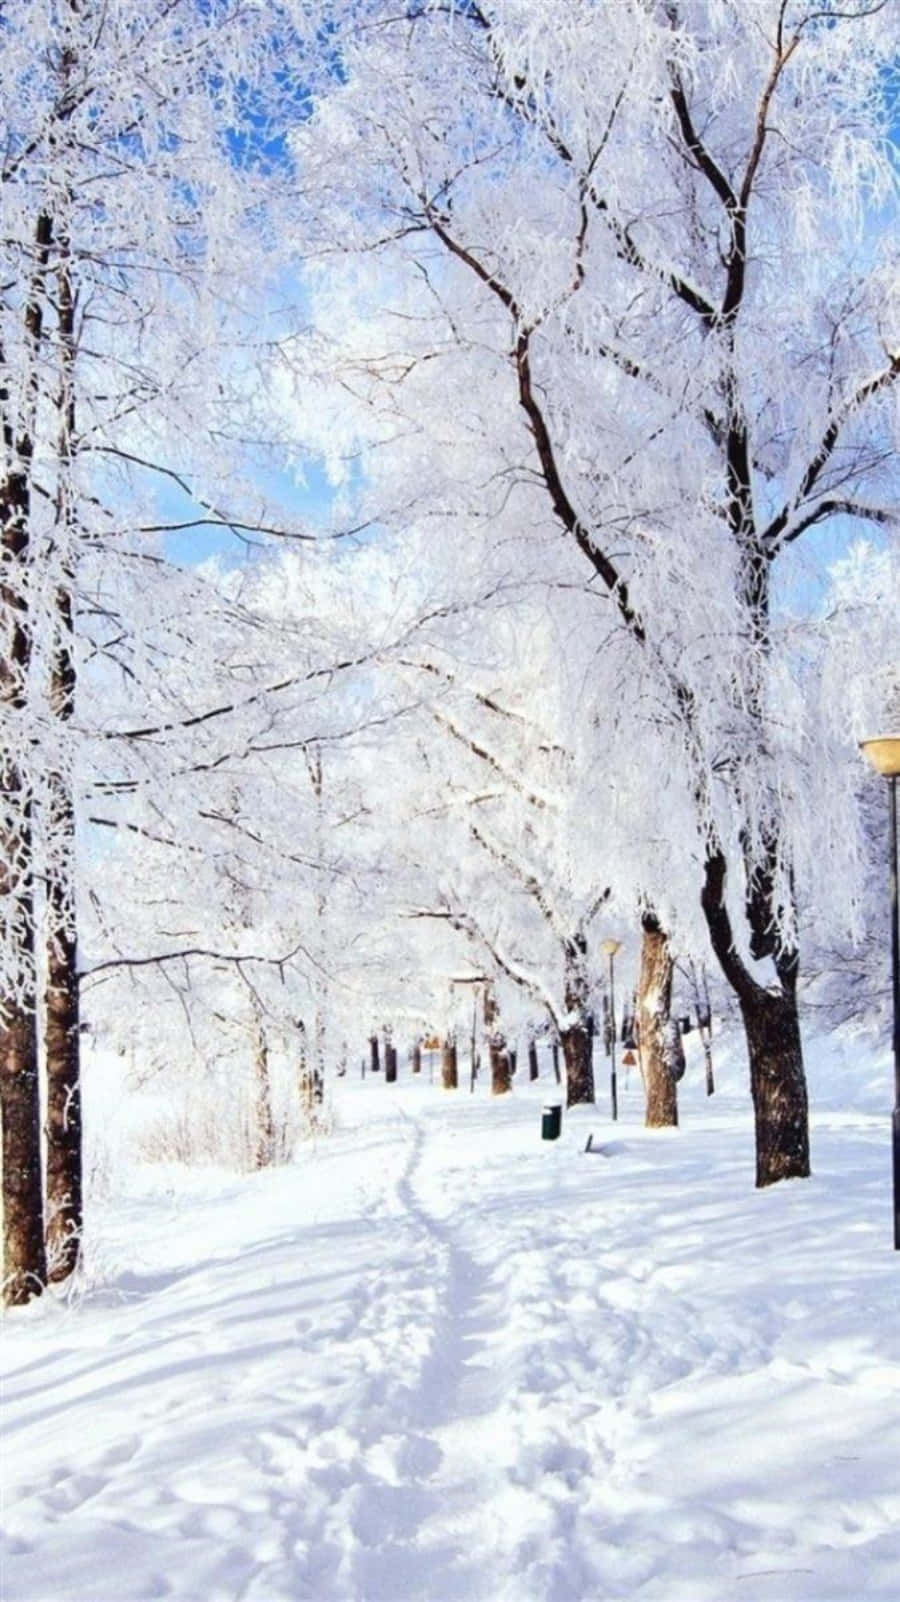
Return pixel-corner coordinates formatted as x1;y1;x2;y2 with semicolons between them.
860;735;900;778
600;937;622;958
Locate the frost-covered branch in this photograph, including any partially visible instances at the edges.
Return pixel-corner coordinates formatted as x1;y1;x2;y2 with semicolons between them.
396;656;567;753
469;821;568;941
418;205;646;640
763;354;900;549
81;940;311;983
777;499;899;546
408;906;560;1026
429;709;557;811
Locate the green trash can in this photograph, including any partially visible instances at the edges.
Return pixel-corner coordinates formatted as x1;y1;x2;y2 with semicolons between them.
542;1103;562;1141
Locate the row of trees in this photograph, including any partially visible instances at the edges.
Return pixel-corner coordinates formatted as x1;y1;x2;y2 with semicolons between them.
288;0;899;1183
2;0;897;1304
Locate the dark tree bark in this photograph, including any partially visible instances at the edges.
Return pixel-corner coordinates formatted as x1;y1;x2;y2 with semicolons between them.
0;712;45;1303
412;1042;422;1074
702;1036;716;1098
703;852;809;1186
1;1015;46;1305
440;1037;458;1090
562;932;594;1107
637;913;679;1128
369;1034;380;1073
561;1025;593;1108
44;237;82;1281
44;840;82;1278
385;1038;398;1083
528;1038;539;1081
739;984;808;1187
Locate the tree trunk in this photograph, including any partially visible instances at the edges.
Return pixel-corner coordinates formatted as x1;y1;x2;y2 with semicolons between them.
44;862;82;1280
703;851;809;1186
296;1017;308;1103
0;752;45;1304
385;1039;398;1083
306;744;330;1095
441;1037;458;1090
562;932;594;1107
43;231;82;1282
700;1025;715;1096
313;1007;327;1087
489;1035;511;1095
1;210;53;1304
528;1038;539;1081
737;984;809;1187
253;1010;275;1168
369;1034;380;1073
412;1042;421;1074
561;1024;593;1108
637;913;678;1128
484;982;510;1094
2;1013;46;1305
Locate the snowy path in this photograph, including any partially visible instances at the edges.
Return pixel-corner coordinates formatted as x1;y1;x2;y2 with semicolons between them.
4;1052;900;1601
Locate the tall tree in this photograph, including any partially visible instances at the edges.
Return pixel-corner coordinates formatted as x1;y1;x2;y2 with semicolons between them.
290;0;899;1184
0;209;53;1302
44;205;82;1278
392;621;614;1107
0;0;305;1299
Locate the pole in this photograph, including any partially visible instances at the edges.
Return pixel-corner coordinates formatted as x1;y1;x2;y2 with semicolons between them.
605;948;611;1127
883;775;890;1249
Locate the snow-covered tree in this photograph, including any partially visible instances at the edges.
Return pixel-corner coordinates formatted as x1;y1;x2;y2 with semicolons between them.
287;0;899;1185
389;606;613;1105
0;0;309;1302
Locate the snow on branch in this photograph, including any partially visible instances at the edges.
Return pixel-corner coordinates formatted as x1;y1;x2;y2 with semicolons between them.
407;905;560;1026
468;821;568;941
763;354;900;550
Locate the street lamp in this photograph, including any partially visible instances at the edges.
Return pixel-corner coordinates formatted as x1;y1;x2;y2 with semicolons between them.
601;937;622;1122
860;734;900;1251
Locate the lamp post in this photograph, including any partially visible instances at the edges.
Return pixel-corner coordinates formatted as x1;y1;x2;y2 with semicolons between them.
860;734;900;1251
601;937;622;1122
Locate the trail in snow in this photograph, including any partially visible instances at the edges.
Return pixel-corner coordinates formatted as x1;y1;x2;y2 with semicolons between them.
3;1039;900;1602
394;1109;508;1432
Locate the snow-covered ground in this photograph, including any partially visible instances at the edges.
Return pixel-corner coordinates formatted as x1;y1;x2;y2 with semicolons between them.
3;1030;900;1602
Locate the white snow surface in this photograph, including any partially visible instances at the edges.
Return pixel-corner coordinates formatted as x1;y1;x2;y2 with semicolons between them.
3;1031;900;1602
